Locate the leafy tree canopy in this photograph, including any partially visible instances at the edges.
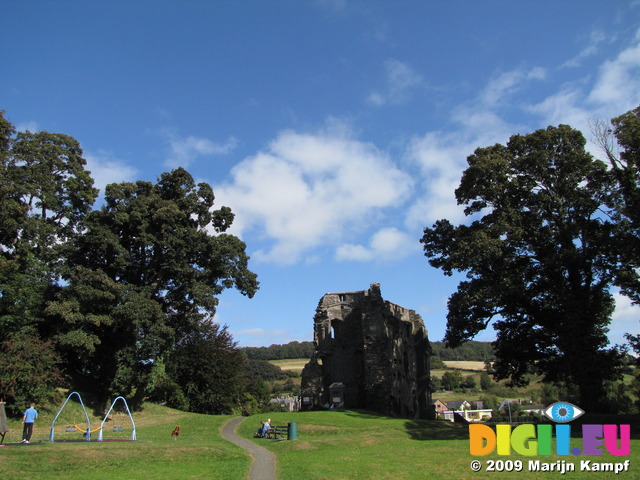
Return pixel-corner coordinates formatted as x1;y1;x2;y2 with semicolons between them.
0;111;98;340
243;341;315;360
167;322;247;414
430;341;494;361
421;124;625;410
0;335;66;417
47;168;259;401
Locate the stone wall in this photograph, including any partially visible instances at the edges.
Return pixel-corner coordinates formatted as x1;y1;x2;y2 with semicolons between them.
301;283;433;419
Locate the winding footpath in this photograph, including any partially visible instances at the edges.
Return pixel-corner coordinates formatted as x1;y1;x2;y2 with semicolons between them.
221;417;277;480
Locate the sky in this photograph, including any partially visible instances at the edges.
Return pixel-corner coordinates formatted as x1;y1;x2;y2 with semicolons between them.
2;1;640;348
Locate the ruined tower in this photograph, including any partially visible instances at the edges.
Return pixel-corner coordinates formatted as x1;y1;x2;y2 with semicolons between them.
301;283;432;419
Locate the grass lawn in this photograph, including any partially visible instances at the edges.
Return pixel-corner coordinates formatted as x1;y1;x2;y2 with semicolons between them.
1;403;638;479
239;410;640;480
0;403;249;480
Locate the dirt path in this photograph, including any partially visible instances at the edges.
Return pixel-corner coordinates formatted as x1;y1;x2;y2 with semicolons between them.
221;417;277;480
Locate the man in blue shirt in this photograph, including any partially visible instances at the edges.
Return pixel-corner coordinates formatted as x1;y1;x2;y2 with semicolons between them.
22;404;38;443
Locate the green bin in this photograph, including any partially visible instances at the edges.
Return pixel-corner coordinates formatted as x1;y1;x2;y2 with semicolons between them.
287;422;298;440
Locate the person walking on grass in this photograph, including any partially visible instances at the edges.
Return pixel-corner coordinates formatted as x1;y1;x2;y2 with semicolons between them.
22;403;37;443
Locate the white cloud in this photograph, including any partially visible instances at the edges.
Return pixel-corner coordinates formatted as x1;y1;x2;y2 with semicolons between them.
368;59;424;106
561;30;609;68
215;123;413;264
405;105;519;230
404;132;471;228
85;152;138;196
402;65;548;230
216;26;640;273
480;67;546;108
587;38;640;115
336;227;418;262
526;87;595;137
164;131;237;168
530;27;640;133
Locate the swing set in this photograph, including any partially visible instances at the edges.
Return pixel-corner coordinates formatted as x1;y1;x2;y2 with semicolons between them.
49;392;136;442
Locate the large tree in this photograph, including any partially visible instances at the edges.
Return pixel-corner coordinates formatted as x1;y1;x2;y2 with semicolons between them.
0;111;96;411
0;111;98;338
421;124;624;410
47;168;259;402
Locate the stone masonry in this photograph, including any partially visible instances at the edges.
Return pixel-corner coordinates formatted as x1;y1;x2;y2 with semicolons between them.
301;283;433;419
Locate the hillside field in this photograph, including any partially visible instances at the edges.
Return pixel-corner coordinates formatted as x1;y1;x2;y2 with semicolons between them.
442;361;487;371
268;359;486;374
269;358;310;373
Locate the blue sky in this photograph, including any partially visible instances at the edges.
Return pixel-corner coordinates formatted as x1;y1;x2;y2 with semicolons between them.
2;1;640;347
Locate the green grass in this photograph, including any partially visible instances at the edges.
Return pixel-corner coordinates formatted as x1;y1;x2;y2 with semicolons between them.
0;403;249;480
1;404;639;479
238;410;640;480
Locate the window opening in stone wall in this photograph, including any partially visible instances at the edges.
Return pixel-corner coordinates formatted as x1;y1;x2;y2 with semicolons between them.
331;319;342;339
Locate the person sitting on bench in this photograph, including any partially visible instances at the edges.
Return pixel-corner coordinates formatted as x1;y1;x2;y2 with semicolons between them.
257;419;271;438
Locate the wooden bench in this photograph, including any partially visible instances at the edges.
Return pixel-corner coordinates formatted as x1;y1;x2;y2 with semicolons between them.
266;425;288;439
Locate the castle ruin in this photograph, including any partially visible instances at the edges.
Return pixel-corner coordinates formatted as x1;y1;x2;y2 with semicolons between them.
300;283;433;419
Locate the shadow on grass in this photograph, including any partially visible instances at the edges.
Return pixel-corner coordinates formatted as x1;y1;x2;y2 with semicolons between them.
404;419;469;441
339;409;469;441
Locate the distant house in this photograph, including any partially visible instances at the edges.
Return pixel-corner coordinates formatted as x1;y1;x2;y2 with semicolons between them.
445;400;471;411
269;396;301;412
463;408;493;423
434;399;493;423
433;399;448;414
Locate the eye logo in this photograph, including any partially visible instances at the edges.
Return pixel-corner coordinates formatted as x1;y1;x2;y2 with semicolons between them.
543;401;585;423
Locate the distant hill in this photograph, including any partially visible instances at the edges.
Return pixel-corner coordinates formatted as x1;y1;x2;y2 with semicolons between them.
242;341;315;361
431;341;495;361
241;340;494;362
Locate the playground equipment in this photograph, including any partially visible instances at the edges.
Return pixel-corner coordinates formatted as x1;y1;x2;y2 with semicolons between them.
49;392;136;442
97;396;136;441
50;392;91;442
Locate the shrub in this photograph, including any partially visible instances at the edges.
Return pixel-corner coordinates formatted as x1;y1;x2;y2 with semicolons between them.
0;335;66;416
